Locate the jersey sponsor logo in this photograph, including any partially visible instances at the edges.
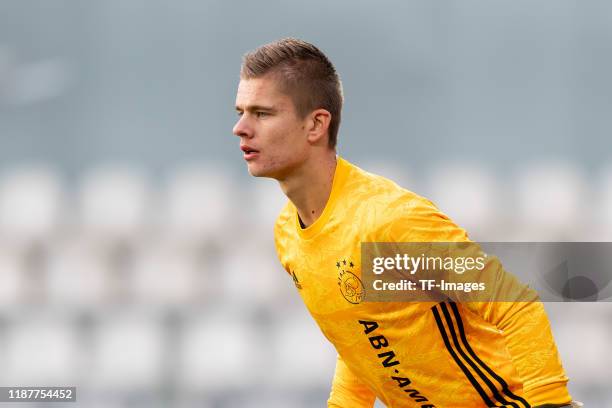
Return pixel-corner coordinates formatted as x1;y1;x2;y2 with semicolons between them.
291;270;302;289
337;258;364;304
358;320;435;407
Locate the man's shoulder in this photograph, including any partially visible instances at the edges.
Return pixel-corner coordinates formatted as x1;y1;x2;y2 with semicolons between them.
273;200;294;236
345;161;454;239
347;162;434;216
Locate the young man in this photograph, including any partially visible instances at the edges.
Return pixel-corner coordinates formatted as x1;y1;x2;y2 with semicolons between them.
232;38;578;408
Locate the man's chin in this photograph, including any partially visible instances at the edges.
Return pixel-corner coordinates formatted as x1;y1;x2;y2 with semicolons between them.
248;164;283;180
247;165;271;178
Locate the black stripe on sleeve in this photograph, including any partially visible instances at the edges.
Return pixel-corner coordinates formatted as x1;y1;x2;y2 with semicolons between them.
431;304;498;407
439;302;520;408
448;302;531;408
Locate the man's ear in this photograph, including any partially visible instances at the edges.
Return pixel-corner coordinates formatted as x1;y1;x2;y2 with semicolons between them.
306;109;332;145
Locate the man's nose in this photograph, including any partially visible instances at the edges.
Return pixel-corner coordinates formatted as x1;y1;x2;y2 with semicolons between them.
233;115;252;138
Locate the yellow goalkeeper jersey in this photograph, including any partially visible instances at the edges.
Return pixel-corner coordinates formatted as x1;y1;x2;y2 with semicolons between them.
273;156;571;408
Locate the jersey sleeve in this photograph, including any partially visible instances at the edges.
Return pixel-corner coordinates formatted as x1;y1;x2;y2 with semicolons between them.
381;196;572;406
328;354;377;408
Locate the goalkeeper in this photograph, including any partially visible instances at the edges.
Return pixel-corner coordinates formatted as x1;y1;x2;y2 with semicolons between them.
232;38;580;408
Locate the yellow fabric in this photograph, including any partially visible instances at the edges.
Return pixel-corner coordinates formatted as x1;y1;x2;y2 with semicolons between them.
329;354;377;407
274;157;572;408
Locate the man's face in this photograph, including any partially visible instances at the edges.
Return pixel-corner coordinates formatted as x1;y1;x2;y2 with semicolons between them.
233;75;310;179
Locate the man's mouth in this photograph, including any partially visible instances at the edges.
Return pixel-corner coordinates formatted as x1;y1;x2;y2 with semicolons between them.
241;146;259;160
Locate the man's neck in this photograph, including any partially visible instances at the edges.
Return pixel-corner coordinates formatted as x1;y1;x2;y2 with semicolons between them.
278;152;337;228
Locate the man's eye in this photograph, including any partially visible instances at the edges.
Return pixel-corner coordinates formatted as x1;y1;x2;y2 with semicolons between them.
236;111;244;116
255;111;268;118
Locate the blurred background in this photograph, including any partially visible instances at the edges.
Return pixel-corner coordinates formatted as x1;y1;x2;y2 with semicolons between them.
0;0;611;407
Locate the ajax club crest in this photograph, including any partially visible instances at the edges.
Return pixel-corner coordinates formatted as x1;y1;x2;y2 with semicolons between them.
337;259;365;304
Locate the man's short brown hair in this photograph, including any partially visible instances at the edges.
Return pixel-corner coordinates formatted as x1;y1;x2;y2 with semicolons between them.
240;38;343;149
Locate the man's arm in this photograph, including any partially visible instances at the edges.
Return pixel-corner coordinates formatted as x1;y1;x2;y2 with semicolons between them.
328;354;377;408
384;197;572;407
462;300;571;406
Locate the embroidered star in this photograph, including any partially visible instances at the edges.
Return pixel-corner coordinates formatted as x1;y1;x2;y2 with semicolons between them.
336;261;341;268
349;261;354;268
343;259;347;265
